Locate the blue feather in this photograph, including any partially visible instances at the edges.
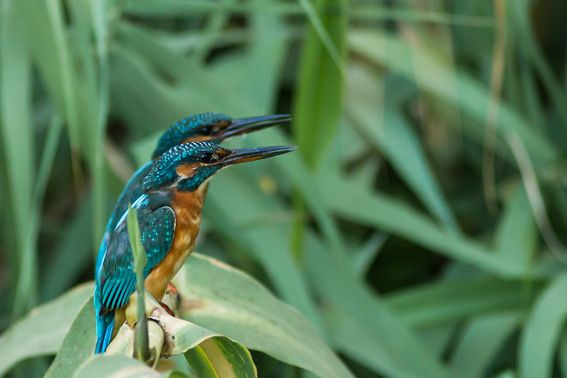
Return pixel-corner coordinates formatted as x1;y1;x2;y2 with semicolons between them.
94;191;175;353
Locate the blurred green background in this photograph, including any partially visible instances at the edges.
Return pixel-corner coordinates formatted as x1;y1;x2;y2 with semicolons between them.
1;0;567;377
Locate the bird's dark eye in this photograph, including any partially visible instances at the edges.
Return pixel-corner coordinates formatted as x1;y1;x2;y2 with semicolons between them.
200;126;212;134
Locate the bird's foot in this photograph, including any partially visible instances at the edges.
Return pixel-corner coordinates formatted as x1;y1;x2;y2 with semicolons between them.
166;282;178;296
160;282;181;315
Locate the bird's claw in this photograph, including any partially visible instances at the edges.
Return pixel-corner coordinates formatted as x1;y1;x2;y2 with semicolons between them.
158;301;175;316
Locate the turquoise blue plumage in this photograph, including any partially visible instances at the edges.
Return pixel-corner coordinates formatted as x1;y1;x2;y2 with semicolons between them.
94;192;175;353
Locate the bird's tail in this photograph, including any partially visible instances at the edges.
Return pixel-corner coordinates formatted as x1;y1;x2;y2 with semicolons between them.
95;311;115;354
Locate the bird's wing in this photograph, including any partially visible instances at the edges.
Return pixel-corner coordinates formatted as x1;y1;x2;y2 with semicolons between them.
96;195;175;313
95;162;153;276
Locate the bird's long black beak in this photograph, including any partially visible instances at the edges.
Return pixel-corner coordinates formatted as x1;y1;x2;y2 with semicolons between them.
217;145;296;166
218;114;291;140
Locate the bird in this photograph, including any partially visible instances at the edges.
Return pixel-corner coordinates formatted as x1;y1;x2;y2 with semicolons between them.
95;112;291;274
94;126;294;354
94;112;289;350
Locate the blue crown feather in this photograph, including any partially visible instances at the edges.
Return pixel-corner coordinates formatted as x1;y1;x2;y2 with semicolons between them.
152;112;231;158
144;141;221;192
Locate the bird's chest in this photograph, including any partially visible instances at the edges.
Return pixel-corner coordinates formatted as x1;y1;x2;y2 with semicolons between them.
170;195;203;271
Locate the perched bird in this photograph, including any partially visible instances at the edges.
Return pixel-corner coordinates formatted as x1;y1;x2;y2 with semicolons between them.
94;140;295;353
95;112;291;274
94;112;289;353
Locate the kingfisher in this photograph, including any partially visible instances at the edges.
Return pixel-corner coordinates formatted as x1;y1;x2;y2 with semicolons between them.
95;112;291;274
94;113;292;354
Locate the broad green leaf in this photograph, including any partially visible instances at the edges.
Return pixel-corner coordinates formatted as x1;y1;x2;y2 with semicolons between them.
72;355;185;378
0;283;93;376
41;253;347;377
387;278;540;329
324;309;432;378
560;332;567;378
304;234;448;378
174;254;354;378
450;312;520;378
185;337;257;378
419;324;457;359
520;273;567;378
204;199;323;333
45;303;96;378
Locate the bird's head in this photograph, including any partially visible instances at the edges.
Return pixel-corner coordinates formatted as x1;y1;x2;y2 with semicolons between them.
143;141;296;192
151;112;291;159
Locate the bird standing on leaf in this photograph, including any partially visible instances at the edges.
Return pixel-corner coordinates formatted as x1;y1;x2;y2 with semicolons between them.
94;113;293;353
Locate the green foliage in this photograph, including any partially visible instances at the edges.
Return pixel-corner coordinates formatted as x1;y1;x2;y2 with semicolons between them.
184;337;257;378
73;355;181;378
1;0;567;377
0;284;92;376
0;254;351;377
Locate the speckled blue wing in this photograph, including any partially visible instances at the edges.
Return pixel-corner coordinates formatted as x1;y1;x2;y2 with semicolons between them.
97;197;175;312
94;187;176;353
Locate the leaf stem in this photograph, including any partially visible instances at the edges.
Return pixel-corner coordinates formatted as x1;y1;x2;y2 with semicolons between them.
126;205;150;362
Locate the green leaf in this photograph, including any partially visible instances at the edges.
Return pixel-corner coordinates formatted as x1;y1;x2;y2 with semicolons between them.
185;337;257;378
45;302;96;378
41;200;93;301
293;0;347;168
0;283;93;376
450;312;520;378
351;232;387;276
0;0;37;316
39;253;346;377
174;254;353;378
72;355;185;378
520;273;567;378
46;298;217;377
304;234;448;378
495;185;536;269
387;278;539;329
17;0;82;159
127;205;150;362
347;65;457;230
325;177;525;277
